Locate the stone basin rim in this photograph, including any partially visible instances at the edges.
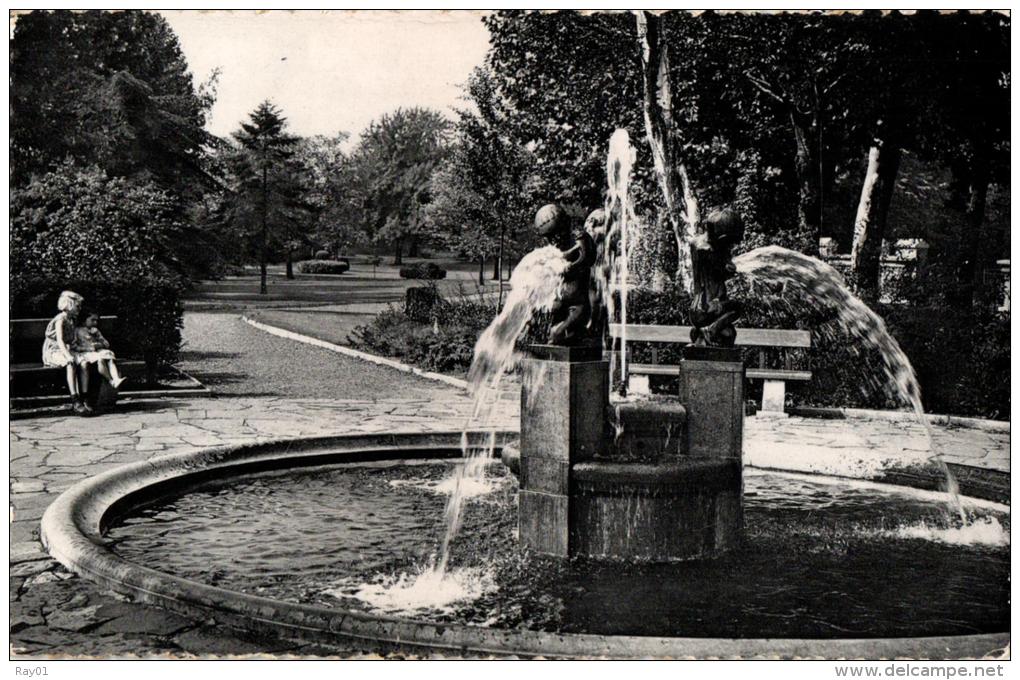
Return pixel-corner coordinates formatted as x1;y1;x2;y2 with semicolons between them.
40;430;1009;660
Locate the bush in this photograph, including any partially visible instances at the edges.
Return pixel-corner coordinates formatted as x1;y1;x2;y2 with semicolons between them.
314;250;331;260
351;293;497;374
296;260;350;275
399;262;447;279
11;277;184;383
405;286;441;323
10;163;187;382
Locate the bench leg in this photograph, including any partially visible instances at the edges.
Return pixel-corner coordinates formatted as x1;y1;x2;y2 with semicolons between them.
628;374;651;396
758;379;789;418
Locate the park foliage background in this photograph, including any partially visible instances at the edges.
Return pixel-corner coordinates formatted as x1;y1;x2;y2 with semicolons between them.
9;10;1010;417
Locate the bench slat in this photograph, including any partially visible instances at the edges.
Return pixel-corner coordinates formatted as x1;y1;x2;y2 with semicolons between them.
628;363;682;376
609;324;810;348
745;369;812;381
10;316;119;343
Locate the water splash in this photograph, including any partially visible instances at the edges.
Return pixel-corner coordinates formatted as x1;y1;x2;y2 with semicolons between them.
360;245;569;608
327;563;494;615
886;516;1009;548
733;245;966;521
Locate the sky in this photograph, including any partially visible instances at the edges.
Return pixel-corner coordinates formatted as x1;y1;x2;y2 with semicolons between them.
159;10;492;143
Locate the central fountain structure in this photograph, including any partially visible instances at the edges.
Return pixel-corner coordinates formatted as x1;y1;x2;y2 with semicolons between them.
515;199;747;562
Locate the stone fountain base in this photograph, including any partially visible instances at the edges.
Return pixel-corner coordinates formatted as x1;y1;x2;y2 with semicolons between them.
517;345;745;562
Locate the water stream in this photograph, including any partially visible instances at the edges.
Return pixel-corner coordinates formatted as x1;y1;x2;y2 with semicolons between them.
733;245;967;520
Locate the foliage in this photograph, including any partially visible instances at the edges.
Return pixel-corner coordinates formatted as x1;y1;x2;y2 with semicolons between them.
295;260;350;275
425;67;540;263
314;250;331;260
10;10;224;280
347;107;452;262
10;162;186;377
404;286;442;323
626;281;1008;419
223;101;315;284
10;10;218;192
295;134;367;255
399;263;447;280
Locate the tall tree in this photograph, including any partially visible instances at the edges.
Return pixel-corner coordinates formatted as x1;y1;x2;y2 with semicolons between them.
228;102;312;293
10;10;218;193
296;133;367;256
913;10;1010;306
426;68;538;287
352;108;451;264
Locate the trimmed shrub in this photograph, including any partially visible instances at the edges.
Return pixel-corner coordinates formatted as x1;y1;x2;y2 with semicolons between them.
314;250;331;260
405;286;441;323
351;293;497;374
399;262;447;280
296;260;350;275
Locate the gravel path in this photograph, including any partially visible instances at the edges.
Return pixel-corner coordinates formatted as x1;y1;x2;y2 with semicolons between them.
178;312;451;400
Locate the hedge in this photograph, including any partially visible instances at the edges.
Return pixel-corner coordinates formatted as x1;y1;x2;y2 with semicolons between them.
355;280;1008;419
399;262;447;280
11;277;184;384
296;260;350;275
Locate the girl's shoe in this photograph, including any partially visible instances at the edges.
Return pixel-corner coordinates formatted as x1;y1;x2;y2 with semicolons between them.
72;396;89;415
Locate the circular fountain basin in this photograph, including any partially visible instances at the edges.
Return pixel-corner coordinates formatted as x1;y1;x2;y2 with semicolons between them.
41;432;1009;659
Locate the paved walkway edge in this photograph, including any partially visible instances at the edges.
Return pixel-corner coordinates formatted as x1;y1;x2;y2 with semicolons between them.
241;315;470;391
788;406;1010;432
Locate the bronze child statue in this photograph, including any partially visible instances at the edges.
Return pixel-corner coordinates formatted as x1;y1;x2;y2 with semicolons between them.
690;208;745;347
535;203;597;346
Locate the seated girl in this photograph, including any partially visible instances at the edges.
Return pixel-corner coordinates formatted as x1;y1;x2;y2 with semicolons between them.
74;311;127;389
42;290;90;414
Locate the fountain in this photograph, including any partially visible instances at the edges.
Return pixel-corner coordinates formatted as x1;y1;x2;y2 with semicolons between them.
38;128;1008;658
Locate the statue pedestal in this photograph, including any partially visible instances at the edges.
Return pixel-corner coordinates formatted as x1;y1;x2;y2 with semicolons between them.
518;345;607;558
679;346;744;461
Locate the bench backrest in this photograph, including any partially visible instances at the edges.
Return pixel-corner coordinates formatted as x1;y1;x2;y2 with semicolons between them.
609;323;810;348
10;316;119;365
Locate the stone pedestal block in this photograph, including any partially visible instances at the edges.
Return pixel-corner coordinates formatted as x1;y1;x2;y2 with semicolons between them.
518;346;608;557
678;347;744;461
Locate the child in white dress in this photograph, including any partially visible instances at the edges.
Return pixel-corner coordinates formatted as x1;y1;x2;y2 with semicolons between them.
42;290;90;414
74;311;126;389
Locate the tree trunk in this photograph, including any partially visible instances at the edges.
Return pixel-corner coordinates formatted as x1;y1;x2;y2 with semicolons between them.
478;255;485;287
849;133;901;300
393;238;403;266
635;11;700;292
792;111;822;253
260;164;268;295
954;159;990;308
285;249;294;279
497;229;506;311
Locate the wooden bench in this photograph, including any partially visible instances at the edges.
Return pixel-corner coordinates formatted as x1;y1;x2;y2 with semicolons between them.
609;323;812;416
10;316;142;408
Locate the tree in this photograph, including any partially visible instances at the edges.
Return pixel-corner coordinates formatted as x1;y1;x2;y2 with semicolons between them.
912;11;1010;307
349;108;451;264
296;133;367;256
10;10;217;193
426;68;538;287
228;102;313;293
